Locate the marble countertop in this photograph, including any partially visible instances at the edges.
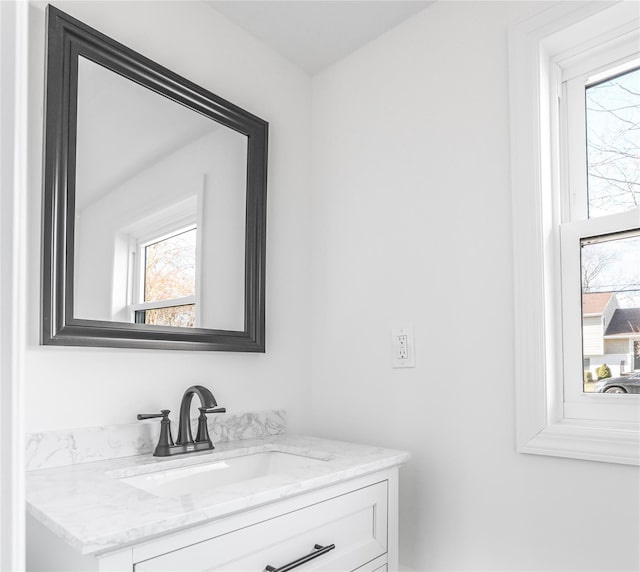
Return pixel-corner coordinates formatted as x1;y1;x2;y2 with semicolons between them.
26;434;409;556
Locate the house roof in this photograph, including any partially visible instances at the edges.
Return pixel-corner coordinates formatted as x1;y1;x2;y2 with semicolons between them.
605;308;640;336
582;292;613;315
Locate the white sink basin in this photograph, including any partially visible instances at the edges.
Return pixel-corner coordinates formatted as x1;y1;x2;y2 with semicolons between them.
120;451;327;498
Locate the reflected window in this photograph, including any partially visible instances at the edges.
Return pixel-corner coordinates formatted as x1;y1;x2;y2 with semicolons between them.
132;226;197;327
139;304;196;328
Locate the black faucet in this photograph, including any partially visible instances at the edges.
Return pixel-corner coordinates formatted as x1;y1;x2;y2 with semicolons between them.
137;385;226;457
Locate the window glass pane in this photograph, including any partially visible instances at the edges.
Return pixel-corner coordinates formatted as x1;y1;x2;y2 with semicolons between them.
581;232;640;393
138;304;196;328
144;228;196;303
586;67;640;218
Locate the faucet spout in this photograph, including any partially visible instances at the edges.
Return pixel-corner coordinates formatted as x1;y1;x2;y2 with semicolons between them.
176;385;218;445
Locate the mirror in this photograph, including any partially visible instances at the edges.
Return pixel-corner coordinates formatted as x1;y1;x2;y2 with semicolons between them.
42;6;268;351
74;57;247;331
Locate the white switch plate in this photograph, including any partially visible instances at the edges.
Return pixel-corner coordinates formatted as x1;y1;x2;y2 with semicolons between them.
391;327;415;368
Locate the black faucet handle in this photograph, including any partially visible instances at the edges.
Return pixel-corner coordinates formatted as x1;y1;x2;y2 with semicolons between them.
199;407;226;414
137;410;175;455
194;406;226;443
137;409;171;421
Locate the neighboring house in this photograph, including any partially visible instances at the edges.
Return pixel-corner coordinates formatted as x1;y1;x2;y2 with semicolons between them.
582;292;640;377
605;307;640;372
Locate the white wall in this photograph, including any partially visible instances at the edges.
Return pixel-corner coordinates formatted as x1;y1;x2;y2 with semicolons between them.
310;2;639;571
25;1;313;433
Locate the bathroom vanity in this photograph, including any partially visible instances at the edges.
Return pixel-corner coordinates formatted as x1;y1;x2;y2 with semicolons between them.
26;420;409;572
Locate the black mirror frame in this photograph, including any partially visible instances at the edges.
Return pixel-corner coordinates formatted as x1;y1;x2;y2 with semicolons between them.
41;5;267;352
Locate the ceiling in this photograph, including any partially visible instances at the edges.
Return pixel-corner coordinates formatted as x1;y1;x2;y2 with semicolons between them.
206;1;434;75
76;1;435;208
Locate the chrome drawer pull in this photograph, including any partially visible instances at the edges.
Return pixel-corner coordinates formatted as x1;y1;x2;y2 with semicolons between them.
265;543;336;572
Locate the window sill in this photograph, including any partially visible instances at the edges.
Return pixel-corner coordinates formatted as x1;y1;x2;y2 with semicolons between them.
520;419;640;465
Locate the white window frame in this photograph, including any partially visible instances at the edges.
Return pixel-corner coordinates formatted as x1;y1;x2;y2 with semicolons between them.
561;222;640;422
509;1;640;465
559;34;640;424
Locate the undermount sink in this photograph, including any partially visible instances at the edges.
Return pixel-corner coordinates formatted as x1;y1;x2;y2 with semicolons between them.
119;451;328;498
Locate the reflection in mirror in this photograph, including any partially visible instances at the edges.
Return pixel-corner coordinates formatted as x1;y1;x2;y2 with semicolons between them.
139;226;197;327
74;57;247;331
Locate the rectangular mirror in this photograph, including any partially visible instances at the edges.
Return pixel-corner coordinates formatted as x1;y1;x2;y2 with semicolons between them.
42;6;268;351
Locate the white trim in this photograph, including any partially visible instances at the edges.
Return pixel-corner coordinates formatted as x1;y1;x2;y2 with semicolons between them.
558;31;640;83
138;221;197;249
0;0;27;567
195;176;205;327
520;419;640;465
130;295;196;313
509;1;640;465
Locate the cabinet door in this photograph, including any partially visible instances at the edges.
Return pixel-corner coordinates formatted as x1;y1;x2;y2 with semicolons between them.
134;481;387;572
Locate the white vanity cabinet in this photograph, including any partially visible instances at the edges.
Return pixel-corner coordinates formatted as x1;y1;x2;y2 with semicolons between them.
28;468;400;572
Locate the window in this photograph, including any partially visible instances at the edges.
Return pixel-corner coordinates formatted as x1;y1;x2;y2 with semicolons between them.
561;50;640;423
130;224;198;328
581;233;640;388
509;2;640;464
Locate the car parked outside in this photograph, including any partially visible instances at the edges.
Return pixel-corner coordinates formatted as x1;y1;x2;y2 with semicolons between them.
594;371;640;394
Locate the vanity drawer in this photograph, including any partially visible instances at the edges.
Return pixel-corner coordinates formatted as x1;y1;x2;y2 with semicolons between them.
134;480;388;572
